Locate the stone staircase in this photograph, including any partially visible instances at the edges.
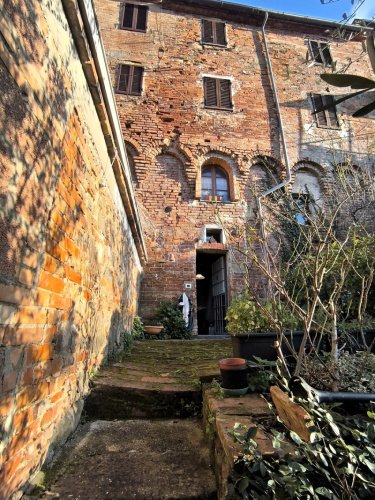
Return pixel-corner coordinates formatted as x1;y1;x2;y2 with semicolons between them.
29;339;273;500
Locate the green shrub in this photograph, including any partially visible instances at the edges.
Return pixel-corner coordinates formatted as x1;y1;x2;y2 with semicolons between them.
229;399;375;499
226;293;299;335
156;301;191;339
131;315;144;339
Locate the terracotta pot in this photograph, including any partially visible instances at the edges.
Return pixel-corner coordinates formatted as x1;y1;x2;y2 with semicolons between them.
218;357;247;370
144;325;163;335
218;357;248;390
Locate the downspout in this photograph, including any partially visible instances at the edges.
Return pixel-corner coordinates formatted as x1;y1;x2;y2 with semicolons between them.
257;13;292;296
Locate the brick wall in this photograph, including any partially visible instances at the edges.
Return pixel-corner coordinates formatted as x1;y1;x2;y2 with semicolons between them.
0;1;142;497
94;0;375;330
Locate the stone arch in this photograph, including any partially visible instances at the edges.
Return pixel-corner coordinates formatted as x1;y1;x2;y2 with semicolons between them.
124;140;140;186
292;161;325;210
247;155;282;196
195;151;240;201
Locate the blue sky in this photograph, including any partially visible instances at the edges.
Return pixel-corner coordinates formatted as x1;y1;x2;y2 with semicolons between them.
224;0;375;22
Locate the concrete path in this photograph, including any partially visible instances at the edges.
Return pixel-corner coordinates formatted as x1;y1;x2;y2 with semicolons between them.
37;419;216;499
30;339;232;499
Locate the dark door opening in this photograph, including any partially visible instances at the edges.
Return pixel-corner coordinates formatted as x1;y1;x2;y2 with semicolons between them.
196;252;227;335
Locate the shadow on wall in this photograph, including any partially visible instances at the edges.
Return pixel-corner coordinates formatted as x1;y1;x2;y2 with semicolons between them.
252;31;282;159
0;1;140;496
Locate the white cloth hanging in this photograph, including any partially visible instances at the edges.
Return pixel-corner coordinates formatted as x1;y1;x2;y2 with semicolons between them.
179;293;190;327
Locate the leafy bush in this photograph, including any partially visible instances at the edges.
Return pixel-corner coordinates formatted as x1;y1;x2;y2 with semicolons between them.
229;400;375;499
131;315;144;339
156;300;191;339
226;293;299;335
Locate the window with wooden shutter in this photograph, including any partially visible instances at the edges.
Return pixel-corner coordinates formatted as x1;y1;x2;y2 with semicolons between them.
308;41;333;66
203;77;232;110
201;20;227;46
311;93;339;129
121;3;148;32
116;64;143;95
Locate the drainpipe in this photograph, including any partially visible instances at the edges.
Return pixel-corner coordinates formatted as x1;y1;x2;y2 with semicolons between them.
256;13;292;297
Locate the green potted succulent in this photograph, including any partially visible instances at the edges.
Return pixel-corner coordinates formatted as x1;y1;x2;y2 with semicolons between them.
225;293;302;362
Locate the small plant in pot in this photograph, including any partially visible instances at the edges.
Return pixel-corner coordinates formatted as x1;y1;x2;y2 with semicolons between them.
142;318;164;336
225;292;302;363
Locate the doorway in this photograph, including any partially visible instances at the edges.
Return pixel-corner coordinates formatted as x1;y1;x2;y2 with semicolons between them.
196;251;227;335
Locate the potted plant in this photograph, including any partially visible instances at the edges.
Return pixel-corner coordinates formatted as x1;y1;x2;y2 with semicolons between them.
142;318;164;335
226;293;303;362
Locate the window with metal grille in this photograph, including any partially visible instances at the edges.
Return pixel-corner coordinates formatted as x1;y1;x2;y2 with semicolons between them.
116;65;143;95
121;3;148;32
203;77;232;110
308;41;333;66
201;166;230;202
311;93;339;129
201;20;227;46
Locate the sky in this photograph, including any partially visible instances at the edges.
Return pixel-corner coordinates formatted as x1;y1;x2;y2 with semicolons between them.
223;0;375;23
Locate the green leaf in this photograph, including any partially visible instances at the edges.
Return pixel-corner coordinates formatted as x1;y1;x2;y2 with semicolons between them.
321;73;375;89
368;424;375;441
246;426;258;440
315;486;336;498
237;477;249;493
363;458;375;474
352;100;375;118
290;431;303;445
259;461;267;477
329;421;341;437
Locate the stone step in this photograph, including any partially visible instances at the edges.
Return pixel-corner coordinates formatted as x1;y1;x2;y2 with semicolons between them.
36;420;217;499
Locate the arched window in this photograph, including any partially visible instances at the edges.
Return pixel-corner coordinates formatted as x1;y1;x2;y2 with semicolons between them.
292;168;323;224
201;165;229;202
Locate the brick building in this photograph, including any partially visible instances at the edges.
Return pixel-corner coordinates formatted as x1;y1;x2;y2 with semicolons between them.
0;0;145;496
95;0;375;335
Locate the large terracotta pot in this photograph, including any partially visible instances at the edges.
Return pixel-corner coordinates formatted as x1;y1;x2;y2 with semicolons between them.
143;325;163;335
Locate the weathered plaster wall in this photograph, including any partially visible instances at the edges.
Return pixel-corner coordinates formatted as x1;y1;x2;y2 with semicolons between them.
95;0;375;325
0;1;142;497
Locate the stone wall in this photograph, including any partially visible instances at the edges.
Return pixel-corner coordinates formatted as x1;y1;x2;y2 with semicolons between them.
0;1;142;497
95;0;375;330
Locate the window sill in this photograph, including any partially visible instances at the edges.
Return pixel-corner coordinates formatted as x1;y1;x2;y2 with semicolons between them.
119;27;147;33
315;123;340;130
115;90;142;96
201;42;228;49
203;106;233;112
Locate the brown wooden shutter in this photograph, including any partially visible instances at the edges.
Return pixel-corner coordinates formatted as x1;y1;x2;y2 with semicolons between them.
321;44;332;66
218;79;232;109
215;22;226;46
202;20;214;43
323;95;338;128
136;5;148;31
204;78;218;107
122;4;134;29
131;66;143;94
311;94;327;126
117;65;130;93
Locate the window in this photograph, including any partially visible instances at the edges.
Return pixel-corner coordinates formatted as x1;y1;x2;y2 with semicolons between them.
201;165;229;202
292;193;310;225
201;20;226;46
311;93;339;129
116;65;143;95
203;77;232;110
121;3;148;32
308;41;333;66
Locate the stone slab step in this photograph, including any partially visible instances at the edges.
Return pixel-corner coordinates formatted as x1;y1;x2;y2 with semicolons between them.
36;420;217;500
